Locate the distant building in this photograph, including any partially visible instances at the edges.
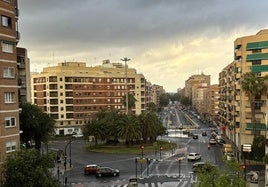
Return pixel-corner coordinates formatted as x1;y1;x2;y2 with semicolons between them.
184;73;211;104
151;84;165;106
206;84;219;124
31;60;148;135
0;0;20;181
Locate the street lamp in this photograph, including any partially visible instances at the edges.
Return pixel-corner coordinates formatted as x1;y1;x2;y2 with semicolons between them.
178;156;184;177
120;57;131;114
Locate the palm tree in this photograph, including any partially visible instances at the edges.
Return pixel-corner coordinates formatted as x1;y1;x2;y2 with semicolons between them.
139;111;165;143
118;114;141;146
122;93;137;113
241;72;268;138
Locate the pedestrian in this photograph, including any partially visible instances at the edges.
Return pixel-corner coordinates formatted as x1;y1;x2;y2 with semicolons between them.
208;144;210;150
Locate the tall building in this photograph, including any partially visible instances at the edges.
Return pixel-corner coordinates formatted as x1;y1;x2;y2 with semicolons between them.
31;60;148;135
151;84;165;106
206;84;219;125
17;47;31;105
184;73;211;103
219;29;268;160
0;0;20;180
234;30;268;145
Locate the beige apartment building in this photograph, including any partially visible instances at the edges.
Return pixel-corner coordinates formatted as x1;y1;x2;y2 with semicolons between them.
205;84;219;124
0;0;20;180
31;60;148;135
219;29;268;158
184;73;211;103
151;84;165;106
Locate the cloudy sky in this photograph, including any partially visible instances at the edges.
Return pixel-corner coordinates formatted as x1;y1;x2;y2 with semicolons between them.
18;0;268;92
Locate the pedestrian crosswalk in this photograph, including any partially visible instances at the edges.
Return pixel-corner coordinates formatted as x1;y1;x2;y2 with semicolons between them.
71;180;192;187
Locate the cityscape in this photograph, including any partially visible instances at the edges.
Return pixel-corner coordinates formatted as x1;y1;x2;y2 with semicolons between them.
1;1;268;187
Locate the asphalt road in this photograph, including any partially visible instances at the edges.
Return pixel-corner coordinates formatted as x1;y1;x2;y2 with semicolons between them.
46;108;226;186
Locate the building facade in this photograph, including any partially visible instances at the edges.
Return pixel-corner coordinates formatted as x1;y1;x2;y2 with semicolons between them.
219;29;268;160
17;47;31;105
31;60;148;135
151;84;165;106
184;73;211;104
0;0;20;181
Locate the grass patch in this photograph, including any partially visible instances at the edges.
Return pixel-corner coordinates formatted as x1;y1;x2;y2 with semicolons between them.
85;140;177;154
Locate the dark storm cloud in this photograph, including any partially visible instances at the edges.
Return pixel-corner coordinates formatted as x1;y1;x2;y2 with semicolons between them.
18;0;268;91
19;0;267;49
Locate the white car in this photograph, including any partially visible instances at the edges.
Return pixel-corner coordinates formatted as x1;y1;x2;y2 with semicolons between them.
187;153;201;161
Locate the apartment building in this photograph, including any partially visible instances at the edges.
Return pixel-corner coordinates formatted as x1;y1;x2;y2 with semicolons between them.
17;47;31;105
192;84;208;114
151;84;165;106
31;60;148;135
0;0;20;180
219;29;268;158
206;84;220;125
184;73;211;103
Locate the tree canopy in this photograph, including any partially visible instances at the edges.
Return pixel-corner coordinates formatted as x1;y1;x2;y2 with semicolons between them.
3;149;60;187
83;109;166;146
20;102;56;149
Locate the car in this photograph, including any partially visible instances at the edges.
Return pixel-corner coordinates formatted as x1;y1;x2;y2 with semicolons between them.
187;153;201;161
84;164;100;175
193;134;198;139
209;138;217;145
96;167;120;177
202;131;207;136
192;161;205;172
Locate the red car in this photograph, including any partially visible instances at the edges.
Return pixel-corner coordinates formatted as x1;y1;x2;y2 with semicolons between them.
84;164;99;175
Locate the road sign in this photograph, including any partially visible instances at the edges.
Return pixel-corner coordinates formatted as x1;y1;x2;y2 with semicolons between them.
243;144;252;152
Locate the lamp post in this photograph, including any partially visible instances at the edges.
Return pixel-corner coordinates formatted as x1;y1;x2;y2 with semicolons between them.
120;57;131;114
178;156;184;177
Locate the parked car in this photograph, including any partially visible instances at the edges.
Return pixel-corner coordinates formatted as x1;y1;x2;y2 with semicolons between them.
193;134;198;139
96;167;120;177
84;164;100;175
202;131;207;136
187;153;201;161
192;161;205;172
209;138;217;145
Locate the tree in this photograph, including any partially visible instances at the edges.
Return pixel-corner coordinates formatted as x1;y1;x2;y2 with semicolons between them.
122;93;137;113
139;111;166;143
251;135;265;161
196;158;246;187
159;93;170;107
195;163;219;187
118;114;141;146
20;102;56;150
241;72;268;138
3;149;60;187
147;102;158;113
215;157;246;187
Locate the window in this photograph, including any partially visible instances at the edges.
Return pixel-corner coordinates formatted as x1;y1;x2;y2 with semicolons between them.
5;116;16;127
6;141;16;153
4;92;15;103
2;41;14;53
3;67;15;78
1;15;12;27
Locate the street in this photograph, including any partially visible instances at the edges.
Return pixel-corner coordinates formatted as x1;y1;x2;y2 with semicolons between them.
46;107;235;186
